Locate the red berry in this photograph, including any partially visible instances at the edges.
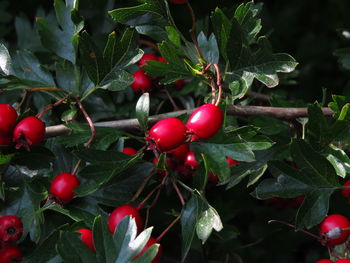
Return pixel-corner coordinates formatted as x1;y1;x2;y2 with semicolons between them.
76;228;95;251
0;135;12;146
336;260;350;263
320;214;350;246
49;172;80;204
134;237;162;263
167;144;189;163
186;104;223;141
208;171;218;184
122;147;138;156
139;53;158;67
157;56;167;63
13;116;45;150
174;79;184;90
316;260;333;263
341;180;350;201
169;0;187;4
131;70;152;93
146;118;186;152
0;104;17;135
184;151;199;170
226;157;239;166
0;216;23;242
108;205;143;234
0;245;22;263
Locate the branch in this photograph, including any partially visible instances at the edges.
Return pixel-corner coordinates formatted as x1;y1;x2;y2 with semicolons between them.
45;105;334;138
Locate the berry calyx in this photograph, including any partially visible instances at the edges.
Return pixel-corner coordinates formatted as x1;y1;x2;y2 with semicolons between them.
319;214;350;246
49;172;80;204
341;180;350;201
0;104;17;135
108;205;143;234
13;116;45;150
316;260;333;263
131;70;152;93
0;216;23;243
0;135;12;146
169;0;187;4
122;147;138;156
184;151;199;170
146;118;186;152
139;53;158;67
0;245;22;263
167;144;189;163
186;104;223;141
134;237;162;263
76;228;95;251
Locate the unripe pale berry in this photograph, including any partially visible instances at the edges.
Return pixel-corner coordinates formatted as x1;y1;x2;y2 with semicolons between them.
134;237;162;263
122;147;138;156
139;53;158;67
76;228;95;251
0;104;17;135
0;245;22;263
131;70;152;93
13;116;45;150
0;216;23;242
146;118;186;151
186;104;223;141
49;172;80;204
108;205;143;234
319;214;350;246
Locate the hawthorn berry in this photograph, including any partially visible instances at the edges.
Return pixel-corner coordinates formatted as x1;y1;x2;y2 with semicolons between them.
336;260;350;263
122;147;138;156
0;216;23;243
157;56;167;63
76;228;95;251
13;116;45;150
167;144;189;163
49;172;80;204
316;260;333;263
0;104;17;135
341;180;350;201
146;118;186;152
139;53;158;67
169;0;187;4
0;245;22;263
134;237;162;263
319;214;350;246
184;151;199;170
226;157;239;166
174;79;184;90
108;205;143;234
0;135;12;146
131;70;152;93
186;104;223;141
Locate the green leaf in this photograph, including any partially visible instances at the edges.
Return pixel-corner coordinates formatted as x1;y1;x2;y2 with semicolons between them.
181;192;205;261
334;47;350;70
325;144;350;178
196;206;223;244
0;43;14;75
197;32;219;64
307;103;329;146
12;146;56;170
99;69;133;91
55;60;80;95
136;92;150;131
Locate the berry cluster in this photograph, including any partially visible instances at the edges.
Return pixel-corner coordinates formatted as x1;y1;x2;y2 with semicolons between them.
0;215;23;263
0;104;45;150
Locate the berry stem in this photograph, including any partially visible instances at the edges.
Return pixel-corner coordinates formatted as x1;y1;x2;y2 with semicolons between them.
140;39;159;53
268;220;321;240
36;96;68;119
75;98;95;147
129;169;157;204
156;215;181;242
136;184;162;210
72;160;82;176
162;89;180;111
213;63;223;106
171;178;185;206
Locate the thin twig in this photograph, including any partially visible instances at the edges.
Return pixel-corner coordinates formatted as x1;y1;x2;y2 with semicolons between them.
171;178;185;206
156;215;181;242
268;220;321;240
72;160;82;176
36;96;68;119
213;63;223;106
140;39;159;53
75;98;95;147
129;170;156;204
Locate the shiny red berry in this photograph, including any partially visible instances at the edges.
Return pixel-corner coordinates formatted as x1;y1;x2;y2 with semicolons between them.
108;205;143;234
316;260;333;263
336;260;350;263
169;0;187;4
208;171;218;184
320;214;350;246
186;104;223;141
49;172;80;204
139;53;158;67
0;135;12;146
13;116;45;150
341;180;350;201
147;118;186;152
167;144;189;163
157;56;167;63
0;216;23;242
174;79;184;90
226;157;239;166
184;151;199;170
134;237;162;263
0;245;22;263
122;147;138;156
0;104;17;135
131;70;152;93
76;228;95;251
